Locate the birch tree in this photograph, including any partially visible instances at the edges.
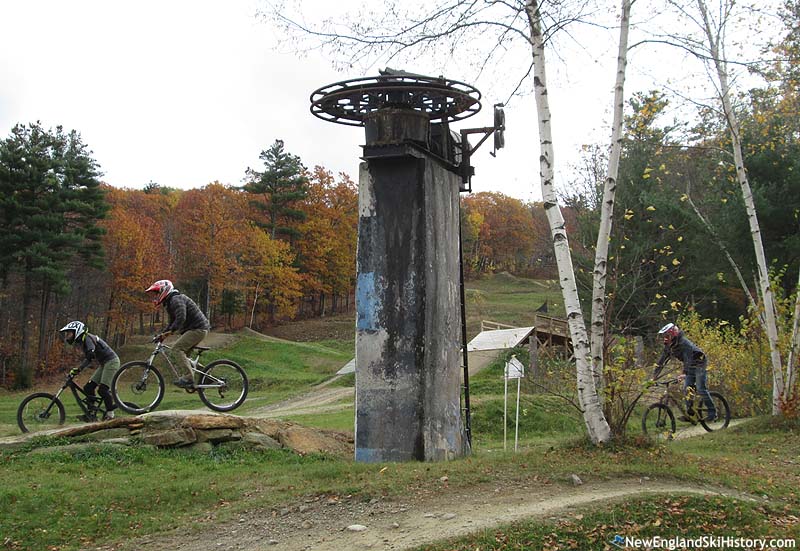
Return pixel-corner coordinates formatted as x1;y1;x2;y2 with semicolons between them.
526;1;611;443
590;0;633;393
659;0;791;413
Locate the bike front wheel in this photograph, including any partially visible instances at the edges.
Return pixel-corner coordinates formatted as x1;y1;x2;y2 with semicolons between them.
197;360;248;412
699;391;731;432
111;361;165;414
17;393;66;433
642;403;676;440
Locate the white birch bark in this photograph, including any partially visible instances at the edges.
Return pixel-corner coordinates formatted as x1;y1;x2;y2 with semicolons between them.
785;266;800;400
590;0;631;394
250;282;260;329
697;0;785;413
526;0;611;444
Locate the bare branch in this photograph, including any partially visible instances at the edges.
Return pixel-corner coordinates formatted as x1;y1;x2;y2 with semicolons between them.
628;38;769;69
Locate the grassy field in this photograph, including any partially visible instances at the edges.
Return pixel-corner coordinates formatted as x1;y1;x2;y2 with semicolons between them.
1;274;798;550
464;273;563;338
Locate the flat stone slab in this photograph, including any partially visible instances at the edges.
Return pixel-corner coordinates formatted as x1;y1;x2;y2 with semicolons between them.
142;426;197;447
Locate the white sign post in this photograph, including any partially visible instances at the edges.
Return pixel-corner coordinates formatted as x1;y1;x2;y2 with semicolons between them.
503;355;525;452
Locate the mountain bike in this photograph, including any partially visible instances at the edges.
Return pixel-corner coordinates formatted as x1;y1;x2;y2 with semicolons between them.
111;341;248;414
17;370;126;433
641;377;731;439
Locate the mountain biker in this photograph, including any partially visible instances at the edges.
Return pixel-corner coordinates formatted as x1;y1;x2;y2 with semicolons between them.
145;279;211;388
653;322;717;422
59;321;120;421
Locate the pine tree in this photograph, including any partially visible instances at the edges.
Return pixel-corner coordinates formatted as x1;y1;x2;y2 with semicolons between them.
0;122;107;387
244;139;309;240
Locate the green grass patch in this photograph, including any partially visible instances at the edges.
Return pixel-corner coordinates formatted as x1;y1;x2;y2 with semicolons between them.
328;372;355;387
470;396;583;443
314;339;355;355
0;443;347;551
466;348;582;446
464;275;563;337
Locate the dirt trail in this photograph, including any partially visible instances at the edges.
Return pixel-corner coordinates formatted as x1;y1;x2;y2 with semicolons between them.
251;386;353;418
103;477;748;551
672;417;752;439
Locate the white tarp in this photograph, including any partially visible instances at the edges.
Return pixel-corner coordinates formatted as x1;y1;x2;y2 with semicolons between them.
467;327;535;352
336;358;356;375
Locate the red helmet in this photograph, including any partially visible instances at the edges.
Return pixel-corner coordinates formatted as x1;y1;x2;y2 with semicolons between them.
658;323;681;345
145;279;175;306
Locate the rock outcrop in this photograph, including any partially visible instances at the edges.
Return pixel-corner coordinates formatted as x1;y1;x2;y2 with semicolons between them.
0;410;354;457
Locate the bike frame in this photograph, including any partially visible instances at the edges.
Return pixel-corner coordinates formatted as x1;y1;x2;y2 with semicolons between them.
51;375;102;417
147;342;227;389
654;378;700;420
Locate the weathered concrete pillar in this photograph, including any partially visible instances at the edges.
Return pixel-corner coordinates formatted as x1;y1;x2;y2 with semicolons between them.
354;108;466;462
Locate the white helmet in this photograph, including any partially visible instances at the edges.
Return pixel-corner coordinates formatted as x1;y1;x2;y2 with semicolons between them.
658;322;681;345
59;321;87;345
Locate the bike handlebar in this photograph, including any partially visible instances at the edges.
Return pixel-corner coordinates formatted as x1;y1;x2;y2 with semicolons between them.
653;377;681;386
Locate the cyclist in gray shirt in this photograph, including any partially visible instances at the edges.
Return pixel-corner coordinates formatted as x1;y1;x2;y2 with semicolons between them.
59;320;120;420
146;279;210;388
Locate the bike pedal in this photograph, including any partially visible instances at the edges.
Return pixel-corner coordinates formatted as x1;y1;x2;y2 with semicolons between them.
184;387;197;393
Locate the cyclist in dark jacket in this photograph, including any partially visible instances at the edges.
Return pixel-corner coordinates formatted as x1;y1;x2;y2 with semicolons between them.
653;322;716;421
146;279;211;388
59;320;120;420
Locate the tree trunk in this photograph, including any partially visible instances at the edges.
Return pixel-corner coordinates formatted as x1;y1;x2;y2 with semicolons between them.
17;263;35;388
104;291;115;339
590;0;631;396
37;283;51;362
205;277;211;319
526;0;611;444
697;0;785;414
250;282;260;329
786;266;800;401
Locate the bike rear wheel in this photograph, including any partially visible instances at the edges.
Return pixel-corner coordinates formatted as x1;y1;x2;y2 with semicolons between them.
699;391;731;432
197;360;248;412
111;361;165;414
17;393;66;433
642;403;676;440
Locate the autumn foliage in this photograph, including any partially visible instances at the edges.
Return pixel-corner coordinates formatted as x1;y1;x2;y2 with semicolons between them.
98;170;357;341
461;192;554;278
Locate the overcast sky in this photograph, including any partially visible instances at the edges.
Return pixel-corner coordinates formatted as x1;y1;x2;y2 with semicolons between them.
0;1;770;202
